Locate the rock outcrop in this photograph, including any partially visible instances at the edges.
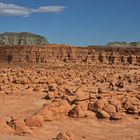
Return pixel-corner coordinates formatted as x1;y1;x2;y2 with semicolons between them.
106;42;140;48
56;131;75;140
0;42;140;139
0;44;140;65
0;118;15;135
0;32;48;46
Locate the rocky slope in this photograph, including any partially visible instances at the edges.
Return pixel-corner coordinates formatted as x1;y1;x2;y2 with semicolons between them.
0;32;48;46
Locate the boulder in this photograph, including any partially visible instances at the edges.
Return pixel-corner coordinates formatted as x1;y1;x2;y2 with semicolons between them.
110;112;125;120
8;116;32;136
103;104;116;114
68;105;86;118
0;118;14;135
36;100;71;121
56;131;75;140
65;95;77;104
48;84;58;91
97;110;110;119
109;97;121;107
75;89;89;101
88;99;108;112
25;114;44;128
123;97;139;114
77;101;89;111
115;80;124;88
136;94;140;100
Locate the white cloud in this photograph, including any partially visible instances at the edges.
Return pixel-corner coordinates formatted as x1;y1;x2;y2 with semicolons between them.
0;3;65;16
0;3;30;16
31;6;65;13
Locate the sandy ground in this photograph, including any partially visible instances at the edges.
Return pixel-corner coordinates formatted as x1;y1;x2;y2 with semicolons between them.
0;90;139;140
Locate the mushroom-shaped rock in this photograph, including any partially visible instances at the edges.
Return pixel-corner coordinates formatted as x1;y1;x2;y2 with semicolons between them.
36;100;71;121
56;131;75;140
77;100;89;111
0;118;14;135
97;110;110;119
110;112;126;120
48;84;58;91
103;104;116;114
68;105;86;118
75;88;89;101
25;114;44;128
88;99;108;112
123;97;139;114
8;116;32;136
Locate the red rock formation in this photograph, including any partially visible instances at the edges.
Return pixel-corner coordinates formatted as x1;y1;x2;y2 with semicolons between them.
0;44;139;66
0;44;140;139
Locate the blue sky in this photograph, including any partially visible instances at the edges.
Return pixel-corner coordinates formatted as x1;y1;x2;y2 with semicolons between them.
0;0;140;46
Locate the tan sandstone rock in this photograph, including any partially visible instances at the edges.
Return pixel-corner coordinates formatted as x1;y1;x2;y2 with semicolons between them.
56;131;75;140
0;118;14;135
25;114;44;128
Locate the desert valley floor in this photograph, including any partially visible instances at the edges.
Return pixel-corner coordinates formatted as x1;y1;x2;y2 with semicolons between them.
0;45;140;140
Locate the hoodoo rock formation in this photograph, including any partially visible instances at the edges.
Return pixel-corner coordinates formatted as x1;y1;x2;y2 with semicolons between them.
0;36;140;140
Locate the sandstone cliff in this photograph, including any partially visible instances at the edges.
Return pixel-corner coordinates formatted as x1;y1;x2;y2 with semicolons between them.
0;44;140;66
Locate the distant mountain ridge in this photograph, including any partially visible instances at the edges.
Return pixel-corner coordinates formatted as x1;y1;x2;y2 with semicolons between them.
106;42;140;48
0;32;48;45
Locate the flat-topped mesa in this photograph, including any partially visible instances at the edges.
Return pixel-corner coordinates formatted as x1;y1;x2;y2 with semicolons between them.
0;32;48;46
106;42;140;48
